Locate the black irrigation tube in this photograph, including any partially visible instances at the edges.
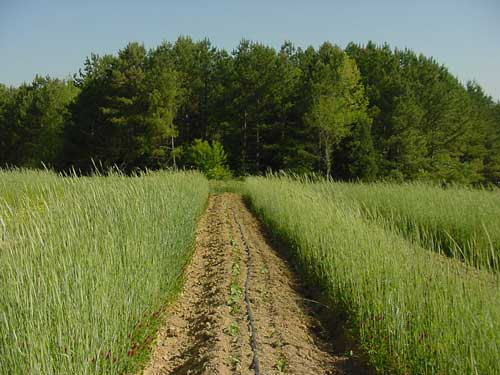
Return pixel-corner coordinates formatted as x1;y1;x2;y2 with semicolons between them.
231;206;261;375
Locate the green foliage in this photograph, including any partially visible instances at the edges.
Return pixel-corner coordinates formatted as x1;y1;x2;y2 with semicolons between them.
0;84;12;162
64;43;181;171
275;356;289;372
186;139;232;179
317;180;500;272
243;176;500;374
0;170;209;374
306;51;371;176
0;77;78;167
345;41;495;184
224;322;239;336
1;38;499;185
467;82;500;184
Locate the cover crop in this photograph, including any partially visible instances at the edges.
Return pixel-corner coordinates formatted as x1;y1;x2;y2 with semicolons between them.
0;170;208;374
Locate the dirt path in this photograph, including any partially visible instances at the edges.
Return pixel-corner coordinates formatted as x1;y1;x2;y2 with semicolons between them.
143;194;372;375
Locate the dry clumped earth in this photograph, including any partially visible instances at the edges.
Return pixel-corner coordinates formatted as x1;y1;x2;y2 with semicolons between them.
143;194;373;375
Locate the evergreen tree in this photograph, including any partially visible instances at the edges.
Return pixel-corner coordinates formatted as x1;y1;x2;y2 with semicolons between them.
306;51;370;177
144;54;181;168
229;40;282;174
0;77;77;167
65;43;181;171
0;84;13;164
467;81;500;184
64;53;116;171
1;37;499;184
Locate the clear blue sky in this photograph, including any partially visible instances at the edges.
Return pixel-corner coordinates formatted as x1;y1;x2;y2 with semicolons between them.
1;0;499;100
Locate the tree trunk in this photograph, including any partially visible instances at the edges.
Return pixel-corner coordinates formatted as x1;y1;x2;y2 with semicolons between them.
171;136;177;169
256;123;260;172
324;136;332;177
242;110;247;173
204;74;209;139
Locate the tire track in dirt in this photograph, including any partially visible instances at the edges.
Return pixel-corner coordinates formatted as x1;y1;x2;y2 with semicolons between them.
144;193;373;375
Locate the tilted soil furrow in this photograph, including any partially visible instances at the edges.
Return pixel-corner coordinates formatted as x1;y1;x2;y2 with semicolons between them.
228;194;340;375
144;193;372;375
144;195;239;375
222;199;254;374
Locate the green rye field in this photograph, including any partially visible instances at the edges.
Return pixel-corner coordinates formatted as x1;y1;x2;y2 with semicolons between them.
313;180;500;272
243;176;500;374
0;170;208;374
1;171;500;374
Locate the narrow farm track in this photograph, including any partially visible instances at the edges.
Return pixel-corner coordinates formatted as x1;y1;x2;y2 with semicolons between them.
144;194;371;375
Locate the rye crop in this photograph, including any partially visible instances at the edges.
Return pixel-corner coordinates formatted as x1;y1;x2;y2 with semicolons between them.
243;176;500;374
0;170;208;374
314;180;500;272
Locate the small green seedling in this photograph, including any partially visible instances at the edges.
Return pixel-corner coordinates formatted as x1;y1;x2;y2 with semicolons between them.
227;355;241;367
227;281;243;314
232;263;241;277
224;322;239;336
275;356;288;372
260;289;269;302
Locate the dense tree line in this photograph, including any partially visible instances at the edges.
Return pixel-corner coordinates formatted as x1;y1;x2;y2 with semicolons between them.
1;37;499;183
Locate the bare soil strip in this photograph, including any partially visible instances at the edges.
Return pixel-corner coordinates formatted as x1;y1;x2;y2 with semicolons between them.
144;194;372;375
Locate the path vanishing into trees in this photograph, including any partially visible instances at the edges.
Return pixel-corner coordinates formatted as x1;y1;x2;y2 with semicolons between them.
143;194;373;375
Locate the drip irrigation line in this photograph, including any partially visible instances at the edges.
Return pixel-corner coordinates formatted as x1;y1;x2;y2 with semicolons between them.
231;206;261;375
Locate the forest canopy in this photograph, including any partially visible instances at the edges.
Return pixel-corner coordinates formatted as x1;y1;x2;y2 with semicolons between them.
1;37;499;184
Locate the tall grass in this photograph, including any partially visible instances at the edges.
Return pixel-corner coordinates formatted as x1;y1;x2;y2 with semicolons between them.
0;169;64;208
314;181;500;272
0;170;208;374
243;176;500;374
